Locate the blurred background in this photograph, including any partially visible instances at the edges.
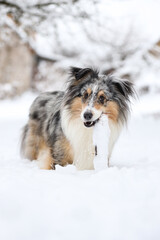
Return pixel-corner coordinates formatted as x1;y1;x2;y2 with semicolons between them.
0;0;160;99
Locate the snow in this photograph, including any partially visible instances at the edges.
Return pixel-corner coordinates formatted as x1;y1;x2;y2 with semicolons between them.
0;91;160;240
1;1;160;238
93;114;110;171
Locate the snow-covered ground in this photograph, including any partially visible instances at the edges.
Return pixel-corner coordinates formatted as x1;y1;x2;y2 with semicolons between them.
0;91;160;240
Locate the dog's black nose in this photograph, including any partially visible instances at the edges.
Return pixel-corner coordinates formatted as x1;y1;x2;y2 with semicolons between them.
84;111;93;121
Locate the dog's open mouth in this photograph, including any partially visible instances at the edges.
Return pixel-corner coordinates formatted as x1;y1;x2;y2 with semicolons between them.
84;119;99;128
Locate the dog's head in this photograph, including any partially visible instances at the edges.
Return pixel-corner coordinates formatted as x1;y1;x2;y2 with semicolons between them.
64;67;135;127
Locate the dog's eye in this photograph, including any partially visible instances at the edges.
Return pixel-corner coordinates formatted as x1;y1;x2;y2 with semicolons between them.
99;95;105;104
84;92;89;100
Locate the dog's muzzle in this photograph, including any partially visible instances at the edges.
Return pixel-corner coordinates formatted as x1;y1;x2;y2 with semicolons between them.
83;111;100;128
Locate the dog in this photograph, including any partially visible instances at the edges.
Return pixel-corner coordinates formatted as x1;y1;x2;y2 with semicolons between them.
20;67;135;170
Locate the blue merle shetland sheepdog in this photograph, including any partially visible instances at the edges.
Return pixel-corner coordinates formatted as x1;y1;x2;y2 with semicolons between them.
21;67;135;170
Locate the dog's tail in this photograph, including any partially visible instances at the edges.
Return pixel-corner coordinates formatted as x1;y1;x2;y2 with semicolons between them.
20;124;29;158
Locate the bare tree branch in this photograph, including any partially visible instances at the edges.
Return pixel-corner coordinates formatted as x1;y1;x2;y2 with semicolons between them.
0;1;24;13
30;2;67;8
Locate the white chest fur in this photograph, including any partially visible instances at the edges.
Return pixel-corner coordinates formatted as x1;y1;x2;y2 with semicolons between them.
61;107;94;170
61;107;121;170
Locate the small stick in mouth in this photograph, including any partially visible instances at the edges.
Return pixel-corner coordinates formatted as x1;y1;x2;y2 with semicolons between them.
95;145;97;156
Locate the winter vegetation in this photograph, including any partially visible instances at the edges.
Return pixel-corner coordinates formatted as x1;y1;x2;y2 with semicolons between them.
1;0;160;96
0;0;160;240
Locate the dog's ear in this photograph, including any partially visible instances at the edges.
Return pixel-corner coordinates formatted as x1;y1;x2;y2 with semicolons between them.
70;67;98;81
112;77;135;98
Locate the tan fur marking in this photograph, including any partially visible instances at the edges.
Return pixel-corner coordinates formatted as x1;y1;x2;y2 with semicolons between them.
25;120;55;170
81;102;88;110
87;88;92;96
24;120;39;160
105;101;119;122
70;97;82;119
97;90;105;97
60;137;73;166
94;101;119;123
37;138;54;170
93;102;102;110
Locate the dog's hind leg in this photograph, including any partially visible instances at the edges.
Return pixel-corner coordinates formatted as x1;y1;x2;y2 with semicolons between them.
20;120;39;161
37;139;55;170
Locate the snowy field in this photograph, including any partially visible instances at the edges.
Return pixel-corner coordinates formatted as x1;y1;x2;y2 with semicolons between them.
0;91;160;240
